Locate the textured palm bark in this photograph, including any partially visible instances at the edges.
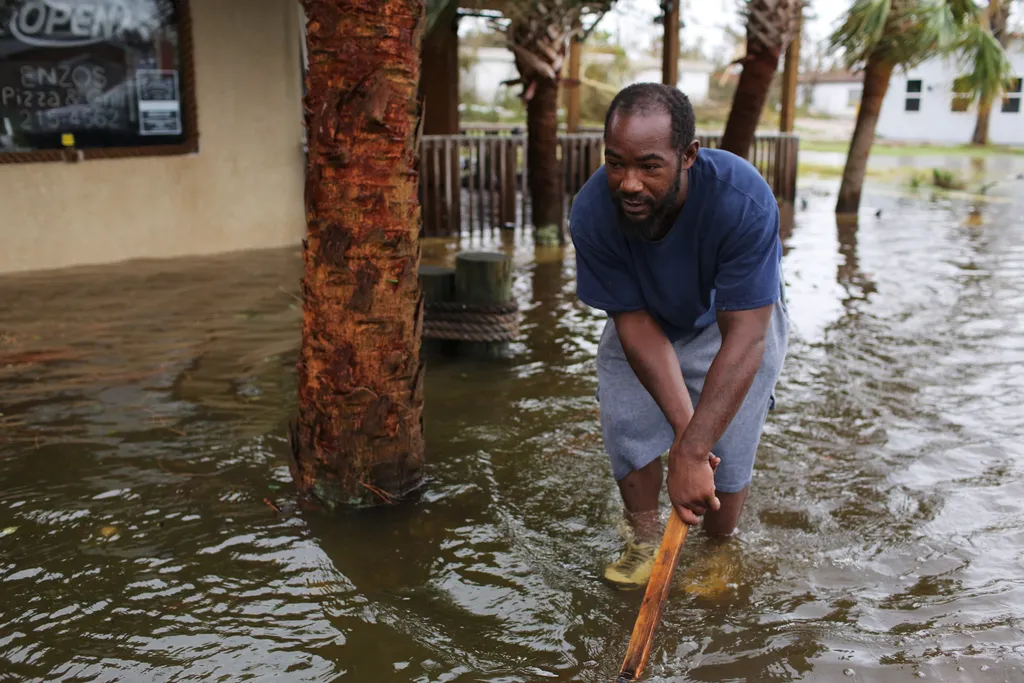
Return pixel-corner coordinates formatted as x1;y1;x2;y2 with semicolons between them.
503;5;579;245
971;0;1010;146
526;79;562;240
291;0;426;509
971;98;993;146
720;0;800;158
720;50;781;159
836;53;894;214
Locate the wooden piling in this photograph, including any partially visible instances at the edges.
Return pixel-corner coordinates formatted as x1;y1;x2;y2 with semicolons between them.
419;264;457;356
419;264;456;303
455;251;513;358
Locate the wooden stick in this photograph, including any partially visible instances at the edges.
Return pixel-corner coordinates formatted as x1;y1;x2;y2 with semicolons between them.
613;510;690;682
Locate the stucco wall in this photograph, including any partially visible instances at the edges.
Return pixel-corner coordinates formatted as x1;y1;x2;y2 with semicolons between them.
0;0;307;275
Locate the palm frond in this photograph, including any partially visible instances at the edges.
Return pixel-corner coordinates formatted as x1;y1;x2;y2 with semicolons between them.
956;18;1014;101
828;0;892;65
914;0;960;54
944;0;982;24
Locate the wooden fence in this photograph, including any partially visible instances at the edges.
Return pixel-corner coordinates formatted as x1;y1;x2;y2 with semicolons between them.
418;128;799;238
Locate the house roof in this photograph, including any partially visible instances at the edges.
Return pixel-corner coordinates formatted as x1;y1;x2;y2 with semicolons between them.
798;70;863;85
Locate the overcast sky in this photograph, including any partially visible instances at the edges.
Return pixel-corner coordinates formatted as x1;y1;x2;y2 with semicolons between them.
460;0;853;64
599;0;851;61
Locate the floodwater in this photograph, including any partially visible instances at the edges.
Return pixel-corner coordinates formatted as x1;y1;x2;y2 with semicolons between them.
2;164;1024;682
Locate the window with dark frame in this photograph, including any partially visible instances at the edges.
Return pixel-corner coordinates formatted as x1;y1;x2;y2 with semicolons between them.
0;0;197;163
905;79;922;112
1001;77;1022;114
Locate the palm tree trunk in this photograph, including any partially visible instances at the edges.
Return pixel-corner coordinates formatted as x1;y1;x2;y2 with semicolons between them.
971;0;1010;147
527;78;563;245
720;50;781;158
291;0;426;510
971;96;993;146
836;53;893;215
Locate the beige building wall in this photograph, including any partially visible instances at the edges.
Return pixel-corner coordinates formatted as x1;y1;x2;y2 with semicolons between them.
0;0;307;275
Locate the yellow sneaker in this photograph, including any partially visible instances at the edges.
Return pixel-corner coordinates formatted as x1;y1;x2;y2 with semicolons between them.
603;541;657;590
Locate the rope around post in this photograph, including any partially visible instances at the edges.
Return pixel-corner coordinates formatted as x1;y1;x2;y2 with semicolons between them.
422;300;520;342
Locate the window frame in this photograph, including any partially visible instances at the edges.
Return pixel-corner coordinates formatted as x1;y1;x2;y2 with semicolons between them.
905;79;922;112
1001;77;1022;114
0;0;199;166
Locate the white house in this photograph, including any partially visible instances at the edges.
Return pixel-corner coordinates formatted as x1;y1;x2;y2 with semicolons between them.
875;41;1024;145
799;71;863;118
459;46;714;106
628;58;715;103
460;46;519;105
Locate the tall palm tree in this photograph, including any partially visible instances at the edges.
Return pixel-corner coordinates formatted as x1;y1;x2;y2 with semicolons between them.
719;0;803;159
291;0;426;509
830;0;1012;214
970;0;1013;145
490;1;612;245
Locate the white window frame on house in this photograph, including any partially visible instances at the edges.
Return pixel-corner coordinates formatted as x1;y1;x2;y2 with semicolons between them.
1001;77;1022;114
905;79;922;112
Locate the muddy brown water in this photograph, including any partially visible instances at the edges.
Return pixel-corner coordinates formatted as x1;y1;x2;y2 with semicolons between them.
2;172;1024;682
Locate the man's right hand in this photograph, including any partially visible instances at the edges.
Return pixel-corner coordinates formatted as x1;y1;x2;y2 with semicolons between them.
666;444;721;526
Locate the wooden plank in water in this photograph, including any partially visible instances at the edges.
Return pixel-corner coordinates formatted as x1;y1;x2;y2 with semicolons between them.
614;511;689;683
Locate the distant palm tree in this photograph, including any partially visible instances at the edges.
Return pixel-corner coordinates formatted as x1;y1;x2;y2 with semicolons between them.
487;1;612;244
971;0;1014;145
720;0;803;159
830;0;1012;214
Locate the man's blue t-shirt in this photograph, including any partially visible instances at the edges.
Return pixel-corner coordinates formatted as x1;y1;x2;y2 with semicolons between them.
570;147;782;341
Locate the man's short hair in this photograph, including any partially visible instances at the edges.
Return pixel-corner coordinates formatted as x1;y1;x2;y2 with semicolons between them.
603;83;696;153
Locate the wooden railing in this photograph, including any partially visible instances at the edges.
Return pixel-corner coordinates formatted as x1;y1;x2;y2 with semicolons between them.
418;130;799;238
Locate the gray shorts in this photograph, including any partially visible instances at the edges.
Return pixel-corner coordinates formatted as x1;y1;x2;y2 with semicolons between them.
595;284;789;492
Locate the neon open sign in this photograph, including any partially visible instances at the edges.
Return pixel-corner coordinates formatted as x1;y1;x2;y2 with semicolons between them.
8;1;164;48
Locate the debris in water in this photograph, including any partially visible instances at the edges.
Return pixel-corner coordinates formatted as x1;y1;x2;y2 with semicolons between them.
262;498;281;514
100;526;118;538
844;669;855;677
1;526;16;536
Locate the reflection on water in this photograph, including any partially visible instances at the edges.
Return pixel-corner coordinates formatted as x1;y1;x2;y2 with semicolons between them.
2;175;1024;682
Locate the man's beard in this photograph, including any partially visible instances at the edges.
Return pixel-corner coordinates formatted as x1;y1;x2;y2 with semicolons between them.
612;172;682;241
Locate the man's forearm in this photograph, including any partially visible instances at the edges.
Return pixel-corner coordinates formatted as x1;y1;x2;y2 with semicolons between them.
612;310;694;434
676;311;769;459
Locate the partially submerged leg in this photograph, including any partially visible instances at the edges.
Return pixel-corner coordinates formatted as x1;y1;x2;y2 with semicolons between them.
702;486;749;538
603;457;666;590
616;456;663;543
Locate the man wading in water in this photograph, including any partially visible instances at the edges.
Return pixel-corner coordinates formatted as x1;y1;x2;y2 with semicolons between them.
570;83;790;589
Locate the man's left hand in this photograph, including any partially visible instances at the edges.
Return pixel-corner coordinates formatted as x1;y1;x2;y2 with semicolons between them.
666;443;721;526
